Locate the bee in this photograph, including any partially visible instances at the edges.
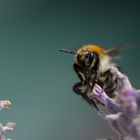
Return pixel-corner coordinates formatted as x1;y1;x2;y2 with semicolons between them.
60;44;127;110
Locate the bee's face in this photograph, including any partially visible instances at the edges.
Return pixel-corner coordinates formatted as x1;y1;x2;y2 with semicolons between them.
76;51;95;69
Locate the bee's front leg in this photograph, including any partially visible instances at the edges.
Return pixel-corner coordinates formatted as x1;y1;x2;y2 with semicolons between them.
73;63;85;83
73;82;89;94
73;64;92;94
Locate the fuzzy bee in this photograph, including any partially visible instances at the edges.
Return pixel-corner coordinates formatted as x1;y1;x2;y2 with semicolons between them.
60;44;127;110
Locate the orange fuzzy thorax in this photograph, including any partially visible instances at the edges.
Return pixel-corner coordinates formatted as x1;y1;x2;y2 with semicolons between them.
76;44;107;56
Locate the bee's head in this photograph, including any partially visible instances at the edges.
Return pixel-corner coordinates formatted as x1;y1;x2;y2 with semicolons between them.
59;48;99;69
76;51;98;69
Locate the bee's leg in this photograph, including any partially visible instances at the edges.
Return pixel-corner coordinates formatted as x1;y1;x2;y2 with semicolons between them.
80;93;99;111
73;63;85;84
73;82;83;94
73;63;87;94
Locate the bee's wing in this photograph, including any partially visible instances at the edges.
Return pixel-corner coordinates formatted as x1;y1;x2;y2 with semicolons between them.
105;44;131;57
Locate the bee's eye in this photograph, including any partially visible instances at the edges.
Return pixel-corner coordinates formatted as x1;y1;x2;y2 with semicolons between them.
87;52;94;60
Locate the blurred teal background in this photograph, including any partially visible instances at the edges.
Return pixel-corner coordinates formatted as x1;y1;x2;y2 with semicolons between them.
0;0;140;140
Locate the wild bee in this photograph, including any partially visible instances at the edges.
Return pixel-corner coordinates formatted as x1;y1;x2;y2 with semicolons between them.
60;44;127;110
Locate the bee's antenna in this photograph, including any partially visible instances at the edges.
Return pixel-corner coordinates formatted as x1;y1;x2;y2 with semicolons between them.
59;49;77;54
